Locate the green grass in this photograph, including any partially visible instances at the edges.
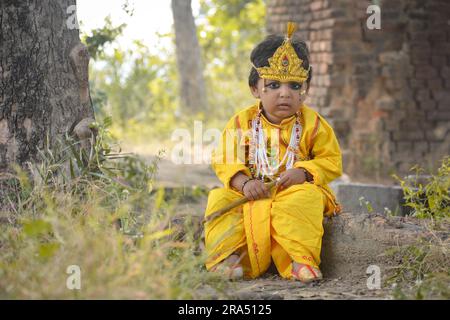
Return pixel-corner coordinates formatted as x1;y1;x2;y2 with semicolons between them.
0;120;230;299
385;223;450;300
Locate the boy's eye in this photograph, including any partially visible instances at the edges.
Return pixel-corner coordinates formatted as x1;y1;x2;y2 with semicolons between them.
289;82;302;90
265;82;280;89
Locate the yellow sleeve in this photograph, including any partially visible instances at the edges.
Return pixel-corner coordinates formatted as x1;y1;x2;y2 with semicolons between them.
294;115;342;186
211;115;252;189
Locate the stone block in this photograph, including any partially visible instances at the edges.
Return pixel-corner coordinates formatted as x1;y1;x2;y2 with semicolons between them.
330;183;410;215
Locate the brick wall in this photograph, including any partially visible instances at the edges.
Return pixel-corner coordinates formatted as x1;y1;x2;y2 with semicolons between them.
266;0;450;179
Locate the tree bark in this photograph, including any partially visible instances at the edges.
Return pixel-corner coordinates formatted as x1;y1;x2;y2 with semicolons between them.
0;0;95;174
171;0;207;113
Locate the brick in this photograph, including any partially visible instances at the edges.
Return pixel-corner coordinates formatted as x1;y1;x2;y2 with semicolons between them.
375;97;397;111
310;18;335;30
383;119;399;131
400;119;426;130
441;67;450;79
316;74;331;86
429;31;446;43
395;141;413;159
432;91;450;102
413;142;429;154
319;40;332;52
410;31;430;42
431;55;446;67
429;20;449;31
381;66;395;78
316;63;329;74
334;27;363;40
427;78;443;91
410;79;426;88
437;100;449;110
414;66;438;79
409;20;428;33
409;9;429;20
427;111;450;121
389;109;407;121
444;79;450;89
419;99;437;111
430;142;449;154
427;2;450;14
415;89;430;101
312;9;335;20
432;42;450;52
409;49;430;65
409;43;431;61
354;64;373;74
310;0;324;11
397;162;415;173
316;29;333;40
393;130;424;141
426;122;449;140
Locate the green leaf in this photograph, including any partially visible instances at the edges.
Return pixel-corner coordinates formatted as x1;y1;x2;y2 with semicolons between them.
22;220;53;238
38;243;60;259
154;188;165;210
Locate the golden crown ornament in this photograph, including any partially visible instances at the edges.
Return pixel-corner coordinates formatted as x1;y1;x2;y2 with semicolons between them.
252;22;310;83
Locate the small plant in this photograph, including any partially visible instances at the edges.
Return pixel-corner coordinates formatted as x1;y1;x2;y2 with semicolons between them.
386;238;449;300
359;196;374;213
393;157;449;221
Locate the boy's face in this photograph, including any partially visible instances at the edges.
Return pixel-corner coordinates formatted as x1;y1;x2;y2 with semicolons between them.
250;78;308;124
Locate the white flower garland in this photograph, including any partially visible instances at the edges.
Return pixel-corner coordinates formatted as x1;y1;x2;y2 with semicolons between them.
249;110;302;180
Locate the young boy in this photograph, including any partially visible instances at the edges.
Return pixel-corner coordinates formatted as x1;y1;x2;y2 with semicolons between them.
204;23;342;282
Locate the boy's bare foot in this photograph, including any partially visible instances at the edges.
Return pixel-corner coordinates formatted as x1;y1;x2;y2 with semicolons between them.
211;254;243;280
291;261;323;283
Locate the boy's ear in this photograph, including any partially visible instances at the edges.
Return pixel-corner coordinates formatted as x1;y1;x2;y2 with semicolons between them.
250;85;260;98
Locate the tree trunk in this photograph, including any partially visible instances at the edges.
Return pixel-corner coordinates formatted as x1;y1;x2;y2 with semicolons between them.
0;0;95;174
171;0;207;113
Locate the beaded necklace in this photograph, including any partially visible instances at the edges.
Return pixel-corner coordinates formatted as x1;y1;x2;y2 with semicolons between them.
249;109;302;180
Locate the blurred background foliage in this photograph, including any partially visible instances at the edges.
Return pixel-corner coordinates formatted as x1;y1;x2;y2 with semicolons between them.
81;0;265;152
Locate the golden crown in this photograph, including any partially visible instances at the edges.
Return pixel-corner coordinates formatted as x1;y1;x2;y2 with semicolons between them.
253;22;310;83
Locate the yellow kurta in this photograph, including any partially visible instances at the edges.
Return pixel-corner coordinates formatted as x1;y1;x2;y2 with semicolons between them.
204;102;342;279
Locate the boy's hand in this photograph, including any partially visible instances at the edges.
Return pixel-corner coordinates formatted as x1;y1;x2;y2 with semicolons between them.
242;179;271;201
277;168;307;191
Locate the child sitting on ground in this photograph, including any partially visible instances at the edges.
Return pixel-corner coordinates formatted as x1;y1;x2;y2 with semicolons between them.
204;22;342;282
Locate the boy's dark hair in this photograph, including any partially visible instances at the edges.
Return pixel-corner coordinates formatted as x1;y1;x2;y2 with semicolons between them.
248;34;312;87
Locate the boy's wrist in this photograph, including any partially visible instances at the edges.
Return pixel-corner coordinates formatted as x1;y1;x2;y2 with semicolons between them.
241;177;253;192
231;172;251;192
299;168;313;182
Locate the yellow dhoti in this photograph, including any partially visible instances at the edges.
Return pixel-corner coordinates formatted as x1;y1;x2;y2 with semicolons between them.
205;183;326;279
